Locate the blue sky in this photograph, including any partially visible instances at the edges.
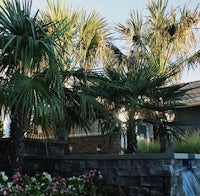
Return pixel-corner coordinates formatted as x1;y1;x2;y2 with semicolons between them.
33;0;200;82
34;0;199;24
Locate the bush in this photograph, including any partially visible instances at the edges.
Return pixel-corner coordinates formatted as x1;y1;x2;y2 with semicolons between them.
138;140;160;153
0;170;107;196
174;130;200;154
80;169;106;195
137;130;200;154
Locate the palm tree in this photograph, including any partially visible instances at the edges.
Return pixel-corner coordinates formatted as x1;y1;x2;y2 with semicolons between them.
105;0;200;153
0;0;66;174
0;0;112;174
37;0;116;144
96;63;191;153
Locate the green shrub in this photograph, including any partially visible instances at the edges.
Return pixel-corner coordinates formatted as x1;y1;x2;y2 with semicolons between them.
174;130;200;154
67;176;86;196
138;140;160;153
138;129;200;154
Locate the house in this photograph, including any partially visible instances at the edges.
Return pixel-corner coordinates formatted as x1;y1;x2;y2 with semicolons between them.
68;80;200;154
174;80;200;130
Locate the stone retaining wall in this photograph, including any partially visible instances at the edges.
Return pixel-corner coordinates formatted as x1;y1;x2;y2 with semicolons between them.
0;139;200;195
23;153;200;195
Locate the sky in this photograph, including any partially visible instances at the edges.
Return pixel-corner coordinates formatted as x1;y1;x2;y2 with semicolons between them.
33;0;200;83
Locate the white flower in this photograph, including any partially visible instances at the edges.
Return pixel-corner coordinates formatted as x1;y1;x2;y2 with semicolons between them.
7;182;12;188
0;172;8;182
42;172;52;181
31;177;36;182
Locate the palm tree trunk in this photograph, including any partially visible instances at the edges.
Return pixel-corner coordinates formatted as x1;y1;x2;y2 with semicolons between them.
9;111;24;175
158;126;174;153
126;119;138;153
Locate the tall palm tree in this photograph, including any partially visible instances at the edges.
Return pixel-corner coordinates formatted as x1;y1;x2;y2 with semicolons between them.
0;0;66;174
105;0;200;153
0;0;112;174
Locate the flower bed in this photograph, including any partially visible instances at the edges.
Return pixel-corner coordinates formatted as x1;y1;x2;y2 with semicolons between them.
0;170;106;195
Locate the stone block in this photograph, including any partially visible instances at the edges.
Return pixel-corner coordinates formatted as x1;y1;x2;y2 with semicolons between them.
149;165;174;176
118;160;130;169
130;187;150;195
151;177;164;187
117;169;131;177
150;187;167;196
55;163;72;172
120;176;140;186
85;160;98;168
140;176;151;186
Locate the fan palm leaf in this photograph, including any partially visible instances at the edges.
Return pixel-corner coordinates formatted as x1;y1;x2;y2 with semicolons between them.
41;0;110;70
114;0;200;75
0;0;66;174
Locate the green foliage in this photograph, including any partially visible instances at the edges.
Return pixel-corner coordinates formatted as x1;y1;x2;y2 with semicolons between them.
138;130;200;154
42;0;110;70
114;0;200;73
0;121;4;138
174;130;200;154
0;171;8;187
138;140;160;153
67;176;86;196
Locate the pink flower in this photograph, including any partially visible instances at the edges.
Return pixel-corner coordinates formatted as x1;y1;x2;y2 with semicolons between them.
13;172;21;179
3;190;7;196
98;174;103;180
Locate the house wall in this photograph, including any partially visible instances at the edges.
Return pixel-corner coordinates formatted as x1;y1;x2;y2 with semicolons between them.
68;134;121;154
175;105;200;130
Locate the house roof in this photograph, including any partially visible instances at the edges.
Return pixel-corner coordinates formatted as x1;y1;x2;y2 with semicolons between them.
178;80;200;107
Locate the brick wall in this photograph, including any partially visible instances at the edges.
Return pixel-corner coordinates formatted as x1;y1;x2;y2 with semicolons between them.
68;134;121;154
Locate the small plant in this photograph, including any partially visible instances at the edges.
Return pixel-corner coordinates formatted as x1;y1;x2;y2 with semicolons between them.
138;140;160;153
80;169;107;195
0;172;68;195
27;172;53;195
51;176;68;195
67;176;86;196
0;171;8;187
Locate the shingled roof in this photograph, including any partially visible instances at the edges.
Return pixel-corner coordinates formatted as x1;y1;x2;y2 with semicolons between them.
178;80;200;107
